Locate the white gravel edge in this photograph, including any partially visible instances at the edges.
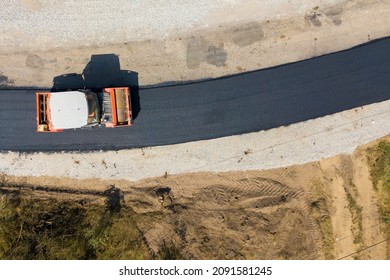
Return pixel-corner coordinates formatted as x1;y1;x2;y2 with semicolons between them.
1;99;389;181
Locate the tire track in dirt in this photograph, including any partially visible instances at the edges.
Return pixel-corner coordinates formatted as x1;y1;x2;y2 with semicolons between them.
183;176;322;259
112;173;323;259
191;177;298;211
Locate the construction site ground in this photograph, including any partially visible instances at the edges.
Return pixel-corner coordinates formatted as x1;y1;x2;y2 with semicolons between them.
1;0;389;259
2;135;389;259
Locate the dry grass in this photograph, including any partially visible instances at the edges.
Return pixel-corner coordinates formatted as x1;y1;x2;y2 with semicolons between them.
0;185;154;260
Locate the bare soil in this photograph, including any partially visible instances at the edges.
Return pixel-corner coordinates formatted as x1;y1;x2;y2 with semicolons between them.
4;135;388;259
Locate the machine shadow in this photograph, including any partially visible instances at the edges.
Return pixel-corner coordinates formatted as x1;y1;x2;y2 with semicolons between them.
52;54;140;119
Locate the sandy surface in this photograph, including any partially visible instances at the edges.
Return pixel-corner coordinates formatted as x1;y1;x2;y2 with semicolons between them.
1;0;389;87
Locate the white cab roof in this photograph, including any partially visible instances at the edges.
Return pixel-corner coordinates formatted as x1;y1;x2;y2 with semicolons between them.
49;91;88;129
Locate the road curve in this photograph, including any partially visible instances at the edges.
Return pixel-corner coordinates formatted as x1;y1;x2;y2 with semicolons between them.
0;38;389;152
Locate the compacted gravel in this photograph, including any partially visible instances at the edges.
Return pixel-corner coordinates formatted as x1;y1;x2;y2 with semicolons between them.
1;0;350;50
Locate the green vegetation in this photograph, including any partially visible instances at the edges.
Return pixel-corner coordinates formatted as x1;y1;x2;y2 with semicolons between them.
0;185;181;260
367;140;390;258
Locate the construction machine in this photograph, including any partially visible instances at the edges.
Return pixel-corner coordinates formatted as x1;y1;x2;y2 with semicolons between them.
36;87;132;132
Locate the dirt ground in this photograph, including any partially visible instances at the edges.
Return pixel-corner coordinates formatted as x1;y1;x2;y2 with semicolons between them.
4;135;388;259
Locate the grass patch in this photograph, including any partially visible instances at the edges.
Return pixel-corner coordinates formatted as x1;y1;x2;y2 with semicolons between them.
0;190;98;259
157;240;183;260
367;140;390;258
0;185;178;260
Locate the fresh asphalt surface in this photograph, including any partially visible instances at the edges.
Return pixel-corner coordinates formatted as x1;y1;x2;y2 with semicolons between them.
0;38;389;151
